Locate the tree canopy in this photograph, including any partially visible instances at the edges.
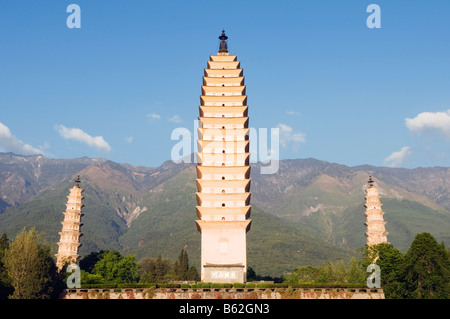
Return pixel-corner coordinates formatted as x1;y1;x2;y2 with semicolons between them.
90;250;139;284
1;228;449;299
402;232;450;299
1;228;62;299
285;232;450;299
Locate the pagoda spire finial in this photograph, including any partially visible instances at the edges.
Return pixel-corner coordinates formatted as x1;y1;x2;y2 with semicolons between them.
75;174;81;187
218;29;228;53
368;175;374;187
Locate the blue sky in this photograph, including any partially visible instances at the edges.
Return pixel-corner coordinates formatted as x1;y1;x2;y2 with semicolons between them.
0;0;449;168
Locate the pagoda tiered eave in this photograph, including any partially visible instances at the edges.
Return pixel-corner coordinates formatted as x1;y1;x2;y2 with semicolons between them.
199;106;248;117
196;179;250;192
198;128;249;142
204;68;243;78
203;77;244;86
198;140;249;153
209;54;237;61
196;166;250;180
201;95;247;106
202;86;246;96
195;219;252;232
196;153;250;166
199;117;248;128
196;206;251;220
207;60;240;69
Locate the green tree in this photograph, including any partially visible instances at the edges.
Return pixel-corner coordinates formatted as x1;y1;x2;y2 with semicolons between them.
138;257;157;283
80;270;105;285
174;249;200;282
316;261;348;284
186;266;200;281
154;255;169;283
91;250;139;284
0;233;8;251
0;233;13;299
287;259;366;286
174;248;189;280
138;256;175;283
139;268;156;283
333;260;347;283
286;266;320;285
247;267;257;281
247;267;282;283
3;228;62;299
362;243;405;299
347;257;366;285
402;233;450;299
79;250;106;273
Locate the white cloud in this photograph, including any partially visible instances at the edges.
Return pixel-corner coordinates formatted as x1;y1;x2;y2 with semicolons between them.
276;123;306;148
147;113;161;120
405;109;450;139
168;115;182;123
57;125;111;152
384;146;411;167
286;111;301;116
125;136;133;143
0;122;43;155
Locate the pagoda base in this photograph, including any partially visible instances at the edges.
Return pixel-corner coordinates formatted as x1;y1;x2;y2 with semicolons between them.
203;263;246;283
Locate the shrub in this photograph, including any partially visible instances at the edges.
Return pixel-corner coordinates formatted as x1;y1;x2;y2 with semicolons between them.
119;283;156;289
289;283;365;289
158;283;180;289
271;283;288;288
210;283;225;289
256;283;274;289
81;283;117;289
198;282;211;289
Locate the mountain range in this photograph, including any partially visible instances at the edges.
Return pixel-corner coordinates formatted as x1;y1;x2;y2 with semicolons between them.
0;152;449;276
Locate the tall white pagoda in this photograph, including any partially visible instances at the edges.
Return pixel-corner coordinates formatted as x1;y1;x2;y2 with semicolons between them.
364;175;389;246
195;30;252;283
55;175;84;270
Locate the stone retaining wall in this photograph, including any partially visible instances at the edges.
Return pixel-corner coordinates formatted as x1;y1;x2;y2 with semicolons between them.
63;287;384;299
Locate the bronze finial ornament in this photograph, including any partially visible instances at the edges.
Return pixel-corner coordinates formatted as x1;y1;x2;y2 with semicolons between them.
75;174;81;187
219;29;228;53
368;175;374;187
